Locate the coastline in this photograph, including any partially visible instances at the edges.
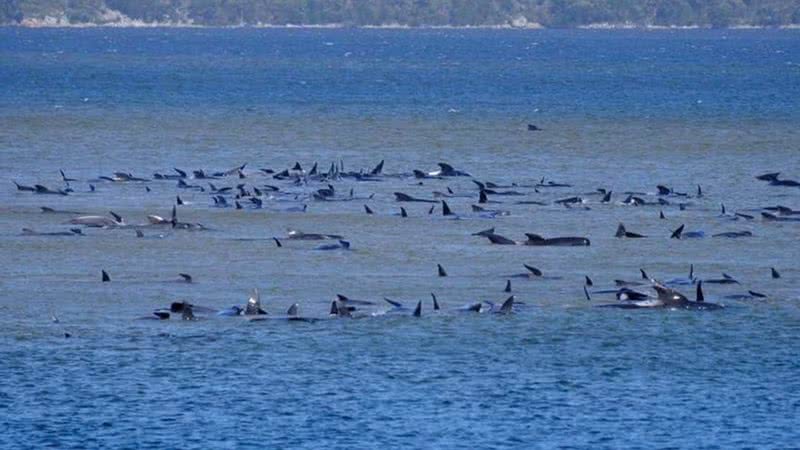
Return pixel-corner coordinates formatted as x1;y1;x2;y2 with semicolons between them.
3;17;799;30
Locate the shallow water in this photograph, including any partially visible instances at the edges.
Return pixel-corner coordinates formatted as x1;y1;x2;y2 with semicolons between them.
1;28;799;449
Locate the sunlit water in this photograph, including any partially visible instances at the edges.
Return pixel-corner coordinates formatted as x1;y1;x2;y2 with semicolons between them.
1;28;799;448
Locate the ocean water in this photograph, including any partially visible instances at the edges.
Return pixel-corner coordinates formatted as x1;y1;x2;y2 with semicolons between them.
1;28;799;449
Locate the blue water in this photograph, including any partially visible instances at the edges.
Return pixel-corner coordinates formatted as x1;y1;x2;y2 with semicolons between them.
1;28;799;449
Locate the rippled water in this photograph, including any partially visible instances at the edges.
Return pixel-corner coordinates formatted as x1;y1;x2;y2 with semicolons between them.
1;28;799;448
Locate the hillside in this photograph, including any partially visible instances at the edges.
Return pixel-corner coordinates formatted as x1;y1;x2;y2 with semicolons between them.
3;0;800;28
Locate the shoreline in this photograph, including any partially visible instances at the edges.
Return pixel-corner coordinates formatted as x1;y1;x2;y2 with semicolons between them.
3;19;799;30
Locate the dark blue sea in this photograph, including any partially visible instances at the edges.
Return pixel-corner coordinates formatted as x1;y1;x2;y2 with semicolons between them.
1;27;799;449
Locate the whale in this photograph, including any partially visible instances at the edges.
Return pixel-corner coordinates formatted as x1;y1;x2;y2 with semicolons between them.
471;205;510;218
394;192;437;203
315;240;351;251
244;289;267;315
427;162;471;177
137;310;171;320
671;224;705;239
510;264;542;278
483;296;516;314
703;273;739;284
615;223;646;238
22;228;83;237
761;212;800;222
712;231;753;238
41;206;86;215
33;184;68;195
286;229;343;240
249;303;318;323
597;281;722;310
523;233;590;246
216;306;243;317
169;206;208;231
68;212;124;228
13;181;36;192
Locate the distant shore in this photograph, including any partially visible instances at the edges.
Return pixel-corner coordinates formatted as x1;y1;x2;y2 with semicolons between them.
4;17;800;30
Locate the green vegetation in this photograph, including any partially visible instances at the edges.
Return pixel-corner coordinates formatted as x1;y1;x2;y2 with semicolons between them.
4;0;800;27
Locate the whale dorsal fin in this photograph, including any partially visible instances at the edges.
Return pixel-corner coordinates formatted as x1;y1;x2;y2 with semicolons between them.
585;276;593;286
437;264;447;277
413;301;422;317
615;223;626;237
771;267;780;279
135;230;144;238
640;269;649;280
109;211;123;223
287;303;299;316
101;270;110;282
696;280;704;302
499;296;514;314
524;264;542;276
504;280;511;292
179;273;192;283
583;286;591;301
441;200;453;216
524;233;544;242
384;297;402;308
400;207;407;218
671;224;685;239
431;293;440;310
370;159;384;175
479;190;488;204
438;162;455;172
364;205;373;214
